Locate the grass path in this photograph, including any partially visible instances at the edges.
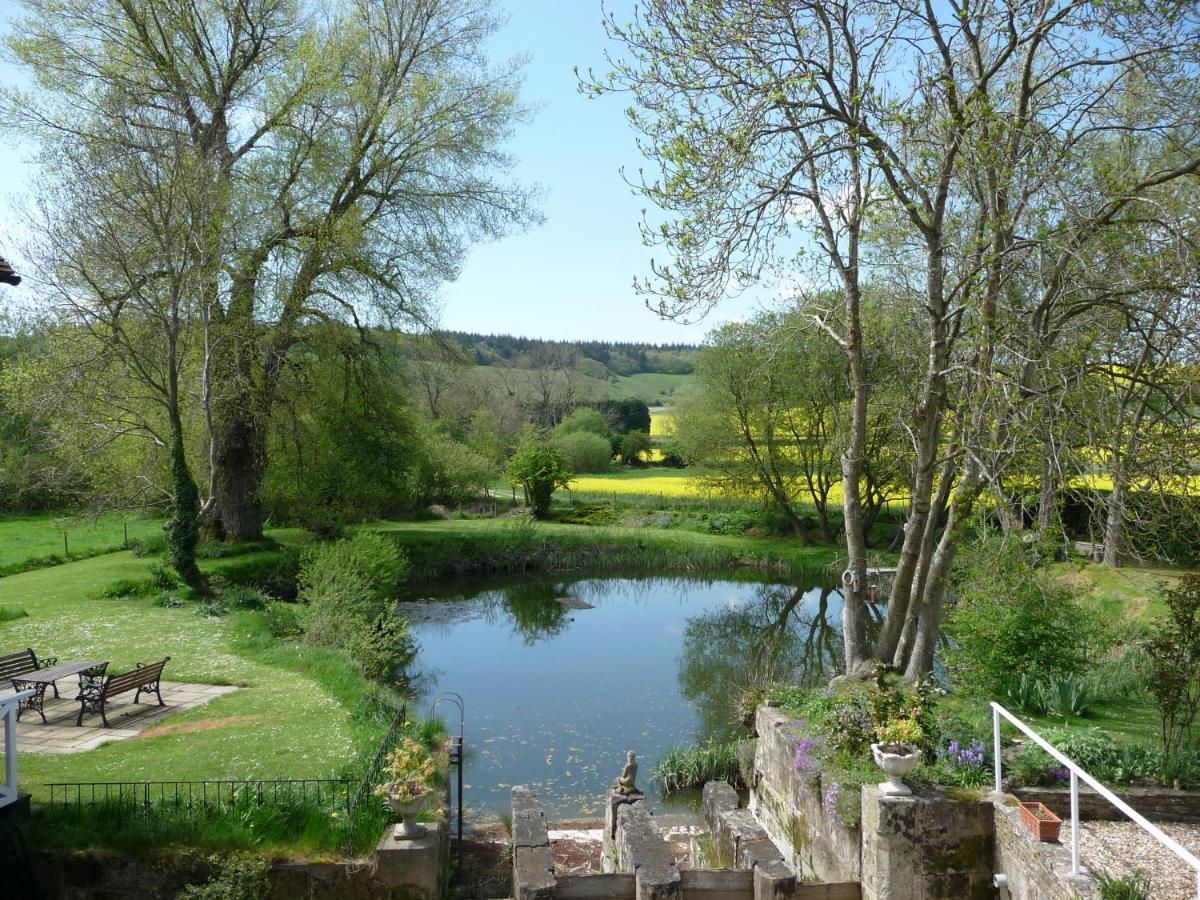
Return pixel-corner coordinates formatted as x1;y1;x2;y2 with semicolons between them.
0;550;380;796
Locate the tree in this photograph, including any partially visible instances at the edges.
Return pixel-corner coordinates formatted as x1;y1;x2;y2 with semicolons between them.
8;0;540;542
676;308;911;543
507;439;572;519
598;398;651;435
16;122;210;587
618;430;652;466
1145;574;1200;757
592;0;1200;679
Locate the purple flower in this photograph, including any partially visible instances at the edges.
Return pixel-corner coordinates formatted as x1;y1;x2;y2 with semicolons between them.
823;781;841;817
939;738;986;771
795;737;818;773
1051;767;1070;782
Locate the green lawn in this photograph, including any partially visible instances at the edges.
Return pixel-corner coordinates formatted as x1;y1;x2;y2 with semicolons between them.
0;512;166;573
0;548;386;797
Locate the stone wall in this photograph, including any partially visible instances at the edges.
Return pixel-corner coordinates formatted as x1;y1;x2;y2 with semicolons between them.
749;705;860;883
513;785;557;900
992;795;1094;900
860;785;994;900
33;828;451;900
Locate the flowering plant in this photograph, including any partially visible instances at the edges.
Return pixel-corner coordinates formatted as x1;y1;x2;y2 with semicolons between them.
875;717;924;751
373;737;438;801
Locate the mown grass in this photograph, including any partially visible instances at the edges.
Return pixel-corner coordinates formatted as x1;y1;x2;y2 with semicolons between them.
0;546;395;801
0;512;167;575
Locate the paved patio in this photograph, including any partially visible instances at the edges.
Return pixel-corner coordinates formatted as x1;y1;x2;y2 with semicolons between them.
1;680;237;752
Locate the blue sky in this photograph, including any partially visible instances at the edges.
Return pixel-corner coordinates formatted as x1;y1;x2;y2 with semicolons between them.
0;0;764;343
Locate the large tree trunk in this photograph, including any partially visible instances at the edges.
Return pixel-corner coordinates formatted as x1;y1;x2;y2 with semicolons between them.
892;455;955;669
1037;455;1058;533
208;409;267;542
876;237;951;664
165;408;204;588
1103;474;1126;568
840;283;872;678
903;466;980;680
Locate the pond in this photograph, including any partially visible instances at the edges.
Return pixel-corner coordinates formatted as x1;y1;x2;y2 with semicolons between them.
398;574;847;820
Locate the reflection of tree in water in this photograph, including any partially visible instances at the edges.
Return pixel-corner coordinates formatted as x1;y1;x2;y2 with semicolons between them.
678;584;843;738
477;581;570;646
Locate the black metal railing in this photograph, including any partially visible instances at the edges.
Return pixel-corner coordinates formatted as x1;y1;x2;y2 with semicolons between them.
46;778;355;814
348;700;407;822
42;694;410;855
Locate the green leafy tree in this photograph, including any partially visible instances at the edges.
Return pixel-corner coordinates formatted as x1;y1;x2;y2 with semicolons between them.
1145;575;1200;756
618;430;652;467
598;398;651;434
507;439;572;519
8;0;540;542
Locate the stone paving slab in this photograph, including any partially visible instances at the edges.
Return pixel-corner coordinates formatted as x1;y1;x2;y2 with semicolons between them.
0;679;237;752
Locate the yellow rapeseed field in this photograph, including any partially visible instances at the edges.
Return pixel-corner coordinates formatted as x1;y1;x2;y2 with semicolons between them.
649;411;675;437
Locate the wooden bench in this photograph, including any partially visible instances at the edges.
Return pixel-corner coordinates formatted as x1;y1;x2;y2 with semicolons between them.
0;648;59;686
76;657;171;727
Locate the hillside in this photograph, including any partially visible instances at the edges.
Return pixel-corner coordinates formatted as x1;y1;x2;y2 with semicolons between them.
445;331;700;377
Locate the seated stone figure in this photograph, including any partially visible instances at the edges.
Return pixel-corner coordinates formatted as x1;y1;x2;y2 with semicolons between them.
614;750;641;796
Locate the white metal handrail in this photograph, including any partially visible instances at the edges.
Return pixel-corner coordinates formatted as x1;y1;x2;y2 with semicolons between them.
991;701;1200;898
1;689;34;809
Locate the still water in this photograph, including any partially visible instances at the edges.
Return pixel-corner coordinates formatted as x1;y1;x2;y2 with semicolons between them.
399;575;845;820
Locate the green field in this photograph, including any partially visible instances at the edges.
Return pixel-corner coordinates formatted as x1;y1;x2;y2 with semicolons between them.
0;513;166;573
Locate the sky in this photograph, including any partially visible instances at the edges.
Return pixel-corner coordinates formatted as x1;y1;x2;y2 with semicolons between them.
0;0;766;344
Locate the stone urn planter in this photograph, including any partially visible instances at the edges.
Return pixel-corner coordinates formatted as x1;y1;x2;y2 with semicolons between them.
871;742;921;797
1018;801;1062;842
386;789;434;840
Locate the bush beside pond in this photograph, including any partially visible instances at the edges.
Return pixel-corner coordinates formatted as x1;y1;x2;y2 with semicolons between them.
298;531;414;682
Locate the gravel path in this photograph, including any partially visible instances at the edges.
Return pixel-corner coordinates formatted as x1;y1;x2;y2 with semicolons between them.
1063;820;1200;898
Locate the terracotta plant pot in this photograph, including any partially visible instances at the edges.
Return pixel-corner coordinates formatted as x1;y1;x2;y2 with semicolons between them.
1018;801;1062;842
871;742;921;797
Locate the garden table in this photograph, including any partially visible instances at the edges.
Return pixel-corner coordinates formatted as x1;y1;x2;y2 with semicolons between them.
10;659;107;723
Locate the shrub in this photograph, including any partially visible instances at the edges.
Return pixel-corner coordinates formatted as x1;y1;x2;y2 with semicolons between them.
298;532;413;681
1004;673;1094;717
553;431;612;474
261;602;302;639
224;585;268;610
217;550;301;600
178;853;271;900
0;605;28;622
556;408;611;438
418;435;495;505
507;439;573;519
1091;870;1153;900
945;542;1092;698
1144;573;1200;755
659;441;687;468
196;600;229;618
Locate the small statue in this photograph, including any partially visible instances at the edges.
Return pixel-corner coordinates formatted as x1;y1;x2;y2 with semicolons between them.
614;750;640;796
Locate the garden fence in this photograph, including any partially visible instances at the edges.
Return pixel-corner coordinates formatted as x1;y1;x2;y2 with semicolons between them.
46;778;355;814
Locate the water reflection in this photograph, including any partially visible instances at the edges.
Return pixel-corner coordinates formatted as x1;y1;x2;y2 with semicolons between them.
396;574;845;819
678;584;843;737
